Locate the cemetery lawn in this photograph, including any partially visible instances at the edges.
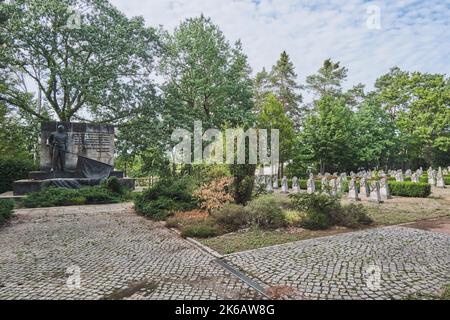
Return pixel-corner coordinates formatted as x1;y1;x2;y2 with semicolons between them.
198;227;350;255
363;187;450;225
197;188;450;255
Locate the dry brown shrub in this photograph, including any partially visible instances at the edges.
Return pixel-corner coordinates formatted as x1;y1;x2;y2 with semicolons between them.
194;177;234;214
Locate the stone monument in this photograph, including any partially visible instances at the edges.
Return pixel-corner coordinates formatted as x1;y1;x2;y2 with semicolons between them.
369;181;383;203
292;176;299;193
379;177;392;200
281;176;289;194
307;173;315;194
348;177;360;201
436;167;445;188
13;121;135;195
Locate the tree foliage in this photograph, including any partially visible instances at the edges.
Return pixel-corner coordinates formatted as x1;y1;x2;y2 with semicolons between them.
1;0;160;123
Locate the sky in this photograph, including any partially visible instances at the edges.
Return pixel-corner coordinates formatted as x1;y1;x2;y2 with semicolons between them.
109;0;450;93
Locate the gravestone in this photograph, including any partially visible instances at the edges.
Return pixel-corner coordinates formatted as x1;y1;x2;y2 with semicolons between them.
272;176;279;189
307;174;315;194
436;167;445;188
321;176;329;194
13;121;134;195
369;181;383;203
411;172;419;183
292;176;299;193
329;178;337;196
427;167;436;186
281;176;289;193
348;177;360;201
360;176;370;197
379;177;392;199
266;176;274;193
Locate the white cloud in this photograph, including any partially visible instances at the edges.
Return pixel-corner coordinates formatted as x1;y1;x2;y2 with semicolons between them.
110;0;450;96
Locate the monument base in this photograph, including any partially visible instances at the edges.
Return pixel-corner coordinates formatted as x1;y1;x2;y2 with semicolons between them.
28;170;124;180
13;177;135;196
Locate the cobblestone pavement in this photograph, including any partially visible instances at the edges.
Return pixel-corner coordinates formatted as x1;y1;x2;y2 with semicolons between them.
225;227;450;300
0;204;263;300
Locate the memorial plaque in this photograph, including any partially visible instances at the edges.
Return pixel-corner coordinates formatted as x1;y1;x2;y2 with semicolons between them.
40;122;115;171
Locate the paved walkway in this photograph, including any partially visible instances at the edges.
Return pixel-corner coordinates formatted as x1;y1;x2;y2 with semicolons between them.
225;226;450;300
1;203;449;300
0;204;262;300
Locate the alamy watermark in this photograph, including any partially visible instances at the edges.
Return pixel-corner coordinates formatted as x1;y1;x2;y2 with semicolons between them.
66;265;81;289
170;121;279;165
366;4;381;30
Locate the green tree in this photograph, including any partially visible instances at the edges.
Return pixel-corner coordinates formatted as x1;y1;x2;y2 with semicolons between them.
269;51;303;124
257;94;295;177
374;68;450;167
295;95;355;174
353;95;397;169
253;67;271;111
160;15;254;131
1;0;159;123
305;58;348;99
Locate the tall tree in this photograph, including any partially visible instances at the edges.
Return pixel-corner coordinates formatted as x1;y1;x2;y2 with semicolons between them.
374;68;450;167
160;15;254;131
257;94;295;177
253;67;271;111
305;58;348;99
1;0;160;123
353;95;397;169
295;95;355;174
269;51;303;124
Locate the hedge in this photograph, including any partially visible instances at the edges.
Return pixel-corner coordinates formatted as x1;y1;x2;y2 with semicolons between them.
22;186;122;208
0;199;14;224
388;181;431;198
0;157;37;194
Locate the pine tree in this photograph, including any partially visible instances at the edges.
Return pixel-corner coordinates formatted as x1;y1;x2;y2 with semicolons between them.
269;51;303;125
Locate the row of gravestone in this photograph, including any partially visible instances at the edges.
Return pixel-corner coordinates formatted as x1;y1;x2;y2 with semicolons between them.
255;166;449;203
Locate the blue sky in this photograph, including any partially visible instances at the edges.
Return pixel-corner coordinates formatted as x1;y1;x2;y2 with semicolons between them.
110;0;450;94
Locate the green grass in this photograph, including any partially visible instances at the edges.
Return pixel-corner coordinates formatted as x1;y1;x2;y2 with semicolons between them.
197;227;348;254
365;203;450;226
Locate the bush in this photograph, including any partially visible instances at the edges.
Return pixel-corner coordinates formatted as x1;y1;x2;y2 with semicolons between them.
22;187;120;208
339;203;373;228
229;164;255;205
194;177;233;213
211;203;249;232
0;157;37;193
245;195;286;229
290;193;340;230
0;199;14;224
388;181;431;198
289;193;372;230
134;176;197;220
102;176;125;195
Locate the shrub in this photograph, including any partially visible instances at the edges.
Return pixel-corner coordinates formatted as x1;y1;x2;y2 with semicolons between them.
194;177;233;213
22;187;120;208
289;193;371;230
211;203;249;232
388;181;431;198
339;203;373;228
0;199;14;224
290;193;340;230
245;195;286;229
229;164;255;205
284;210;302;226
0;157;37;193
102;176;125;195
134;176;197;220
